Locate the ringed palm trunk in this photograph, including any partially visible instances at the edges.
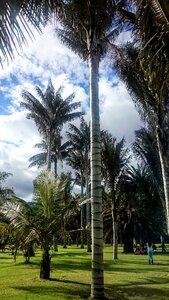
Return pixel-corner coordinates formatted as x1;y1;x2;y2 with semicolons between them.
156;128;169;233
53;154;58;250
80;170;84;248
53;234;58;252
47;131;52;171
89;50;104;299
112;204;118;259
86;168;92;252
76;218;79;247
54;156;58;178
40;248;50;279
86;201;92;252
63;218;67;248
111;192;118;259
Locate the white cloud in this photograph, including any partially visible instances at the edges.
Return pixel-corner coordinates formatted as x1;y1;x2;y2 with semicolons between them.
99;79;142;145
0;23;142;200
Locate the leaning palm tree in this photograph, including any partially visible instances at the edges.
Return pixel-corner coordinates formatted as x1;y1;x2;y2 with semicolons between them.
101;130;130;259
56;2;131;296
21;80;82;171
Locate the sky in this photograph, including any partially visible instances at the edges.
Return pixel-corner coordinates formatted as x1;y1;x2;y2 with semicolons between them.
0;22;142;201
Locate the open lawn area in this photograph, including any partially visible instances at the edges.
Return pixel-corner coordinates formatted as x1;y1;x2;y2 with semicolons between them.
0;246;169;300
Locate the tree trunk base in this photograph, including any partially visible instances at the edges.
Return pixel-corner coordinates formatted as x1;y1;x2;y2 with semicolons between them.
40;250;50;280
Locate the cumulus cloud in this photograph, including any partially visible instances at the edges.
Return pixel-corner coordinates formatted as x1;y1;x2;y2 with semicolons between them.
0;23;141;200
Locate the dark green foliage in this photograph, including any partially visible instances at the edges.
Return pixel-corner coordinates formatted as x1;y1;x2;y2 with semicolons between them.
133;127;164;202
120;165;166;246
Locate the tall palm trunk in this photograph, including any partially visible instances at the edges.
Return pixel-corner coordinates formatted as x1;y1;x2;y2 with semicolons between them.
47;131;52;171
40;249;50;279
76;218;79;247
111;192;118;259
89;51;104;299
53;155;58;251
63;218;67;248
156;128;169;233
80;206;84;248
80;170;84;248
54;156;58;178
86;201;92;252
86;169;91;252
53;234;58;252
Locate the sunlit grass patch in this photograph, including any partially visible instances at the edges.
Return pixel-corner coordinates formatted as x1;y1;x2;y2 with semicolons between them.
0;245;169;299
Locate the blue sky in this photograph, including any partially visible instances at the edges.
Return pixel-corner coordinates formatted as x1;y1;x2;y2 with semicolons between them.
0;22;141;200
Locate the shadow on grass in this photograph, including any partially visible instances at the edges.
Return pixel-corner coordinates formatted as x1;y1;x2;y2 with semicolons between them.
12;279;90;299
52;251;91;258
52;259;91;272
106;279;169;300
12;277;169;300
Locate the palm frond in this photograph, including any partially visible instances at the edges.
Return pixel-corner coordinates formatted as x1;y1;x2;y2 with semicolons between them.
0;0;63;64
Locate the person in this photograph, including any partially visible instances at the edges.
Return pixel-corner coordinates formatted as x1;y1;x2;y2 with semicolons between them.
161;242;166;253
147;241;153;264
134;244;141;255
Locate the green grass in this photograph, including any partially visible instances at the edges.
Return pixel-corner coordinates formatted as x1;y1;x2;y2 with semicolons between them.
0;246;169;299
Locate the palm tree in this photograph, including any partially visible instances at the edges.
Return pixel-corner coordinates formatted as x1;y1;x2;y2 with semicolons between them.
21;80;82;171
56;2;131;296
59;172;79;248
129;1;169;232
101;130;130;259
0;1;64;64
112;43;169;233
120;164;166;252
132;128;164;203
0;171;65;279
135;0;169;95
66;118;90;250
66;118;90;195
0;171;14;203
29;137;70;177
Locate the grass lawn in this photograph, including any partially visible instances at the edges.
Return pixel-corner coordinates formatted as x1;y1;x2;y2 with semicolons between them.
0;245;169;300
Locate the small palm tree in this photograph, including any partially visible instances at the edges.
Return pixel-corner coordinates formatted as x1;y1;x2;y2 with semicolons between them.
0;171;65;279
21;80;82;171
